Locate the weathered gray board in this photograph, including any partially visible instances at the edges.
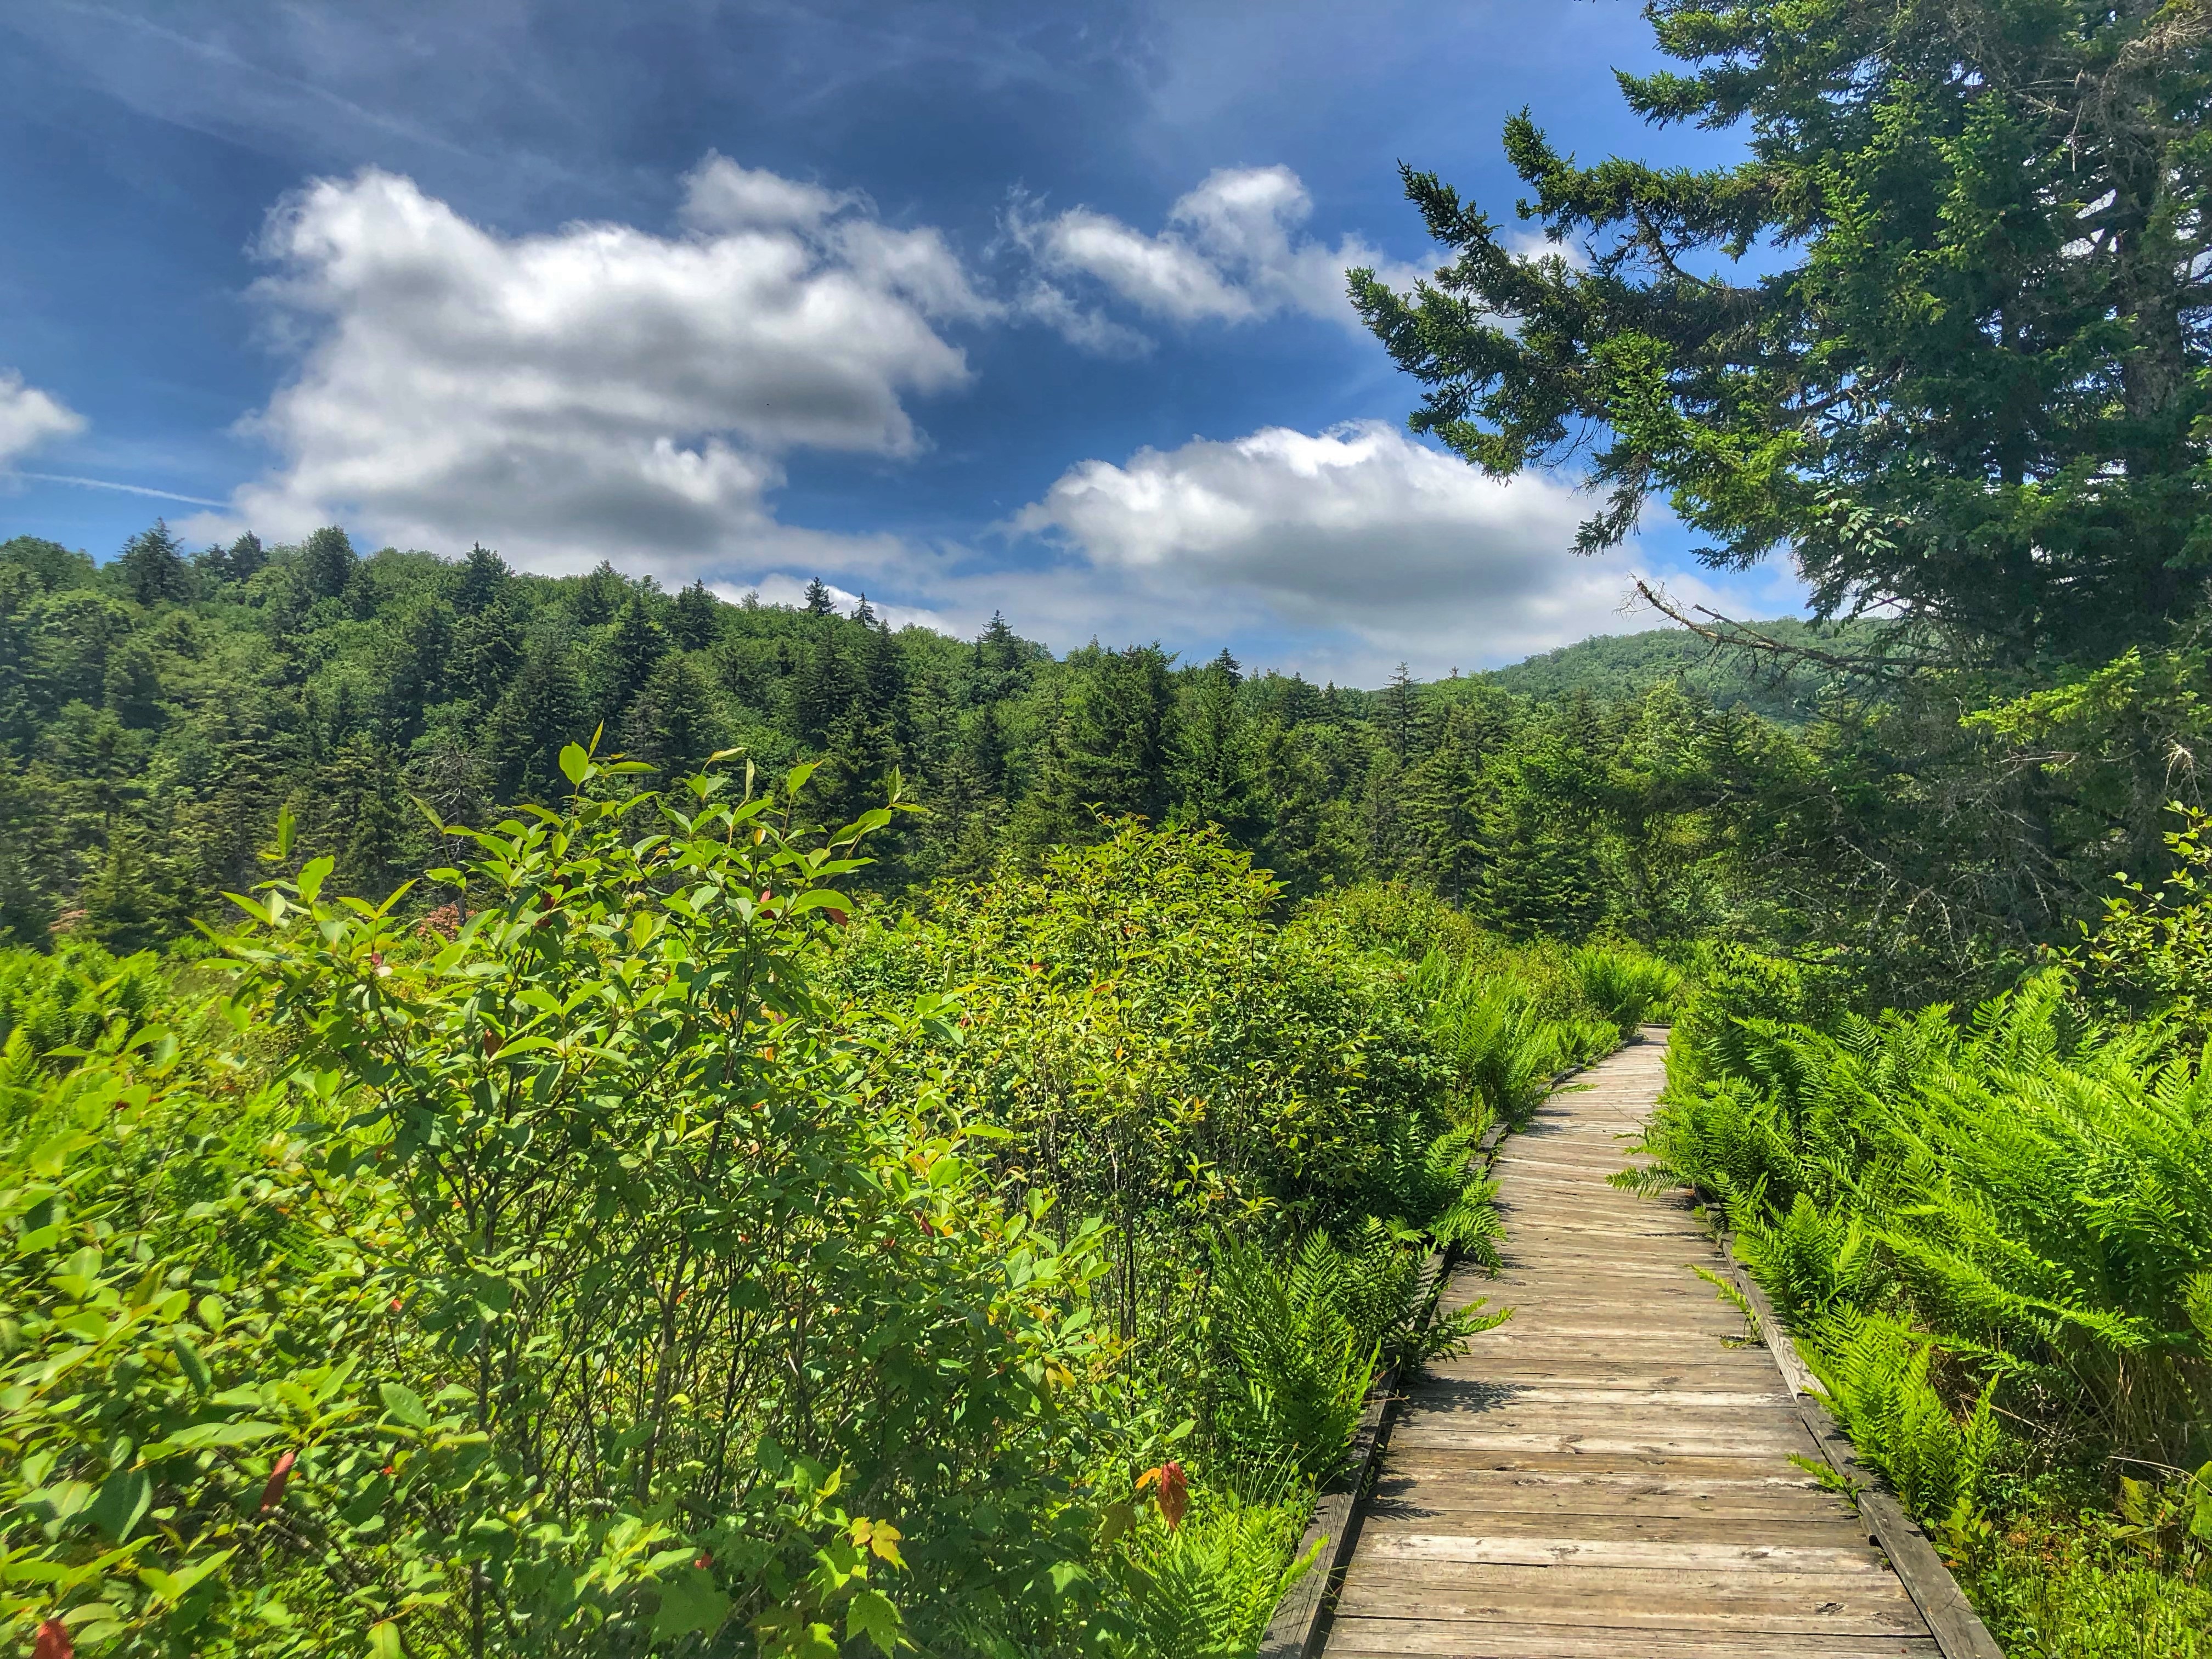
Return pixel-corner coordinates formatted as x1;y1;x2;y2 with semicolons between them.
1290;1030;1999;1659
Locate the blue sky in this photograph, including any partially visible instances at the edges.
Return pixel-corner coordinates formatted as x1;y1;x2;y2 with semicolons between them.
0;0;1804;682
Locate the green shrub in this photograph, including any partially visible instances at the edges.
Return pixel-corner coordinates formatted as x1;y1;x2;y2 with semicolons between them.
1;752;1113;1658
1569;939;1684;1034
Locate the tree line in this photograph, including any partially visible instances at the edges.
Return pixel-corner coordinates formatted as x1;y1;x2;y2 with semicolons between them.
0;518;1839;968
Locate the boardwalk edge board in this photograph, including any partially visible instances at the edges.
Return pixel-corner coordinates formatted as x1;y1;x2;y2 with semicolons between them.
1254;1057;1596;1659
1713;1229;2006;1659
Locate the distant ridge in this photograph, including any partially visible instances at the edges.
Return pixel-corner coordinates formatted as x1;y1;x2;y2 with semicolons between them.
1477;617;1878;723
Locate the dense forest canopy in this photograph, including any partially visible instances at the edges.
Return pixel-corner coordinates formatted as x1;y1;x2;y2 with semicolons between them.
0;518;1853;967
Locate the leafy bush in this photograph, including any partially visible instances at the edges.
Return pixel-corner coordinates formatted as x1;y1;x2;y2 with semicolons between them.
2074;805;2212;1047
2;752;1113;1658
3;786;1583;1658
1568;940;1683;1034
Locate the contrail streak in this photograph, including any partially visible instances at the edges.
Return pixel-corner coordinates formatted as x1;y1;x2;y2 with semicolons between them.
14;471;229;509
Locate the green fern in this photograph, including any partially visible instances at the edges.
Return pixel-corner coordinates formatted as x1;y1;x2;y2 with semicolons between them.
1570;941;1684;1034
1113;1477;1318;1659
1212;1234;1378;1482
1805;1311;2002;1527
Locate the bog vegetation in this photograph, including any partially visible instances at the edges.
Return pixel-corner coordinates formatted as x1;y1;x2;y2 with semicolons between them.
0;746;1648;1657
11;1;2212;1654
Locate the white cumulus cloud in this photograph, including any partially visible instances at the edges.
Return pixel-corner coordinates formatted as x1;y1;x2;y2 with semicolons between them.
195;157;993;574
1007;421;1713;675
0;370;86;469
1018;166;1429;340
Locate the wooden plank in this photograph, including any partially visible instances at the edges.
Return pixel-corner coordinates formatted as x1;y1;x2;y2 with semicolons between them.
1334;1568;1927;1635
1371;1513;1876;1557
1351;1531;1894;1573
1326;1622;1938;1657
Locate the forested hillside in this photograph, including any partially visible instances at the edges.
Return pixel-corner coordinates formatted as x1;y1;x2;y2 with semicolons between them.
0;520;1818;965
4;518;2187;1005
1479;614;1881;722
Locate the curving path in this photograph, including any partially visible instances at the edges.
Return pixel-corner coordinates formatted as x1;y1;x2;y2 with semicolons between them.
1319;1031;1940;1659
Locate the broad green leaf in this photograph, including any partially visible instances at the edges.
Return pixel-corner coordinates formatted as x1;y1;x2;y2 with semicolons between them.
845;1587;904;1656
173;1334;213;1395
379;1383;431;1429
84;1469;152;1542
651;1571;730;1640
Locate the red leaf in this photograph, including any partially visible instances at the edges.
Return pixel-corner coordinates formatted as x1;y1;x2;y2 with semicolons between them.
1136;1460;1190;1530
1157;1460;1188;1530
261;1448;297;1513
33;1617;72;1659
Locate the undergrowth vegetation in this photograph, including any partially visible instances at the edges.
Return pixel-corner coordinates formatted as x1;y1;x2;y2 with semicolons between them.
0;758;1640;1658
1634;814;2212;1656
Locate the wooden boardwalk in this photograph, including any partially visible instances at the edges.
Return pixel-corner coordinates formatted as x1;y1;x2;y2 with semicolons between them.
1321;1032;1940;1659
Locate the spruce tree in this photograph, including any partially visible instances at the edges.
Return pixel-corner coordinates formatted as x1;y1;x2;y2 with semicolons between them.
485;645;590;804
455;544;509;614
300;524;357;600
571;561;623;625
600;592;668;728
803;577;838;617
1353;0;2212;663
670;579;722;650
224;531;267;583
117;521;190;606
1174;654;1254;838
1022;645;1177;843
627;653;723;781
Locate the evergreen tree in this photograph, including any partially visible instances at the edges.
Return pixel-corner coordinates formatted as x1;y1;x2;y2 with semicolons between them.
571;561;624;625
1174;654;1254;838
670;579;722;650
117;521;190;606
484;644;590;804
452;594;524;709
103;645;164;732
803;578;838;617
300;524;357;600
1402;703;1489;904
600;592;668;727
971;611;1033;705
626;654;723;782
1352;0;2212;665
1375;664;1433;760
374;601;454;745
790;635;858;750
1022;645;1177;844
455;544;509;615
317;734;410;896
224;531;268;584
